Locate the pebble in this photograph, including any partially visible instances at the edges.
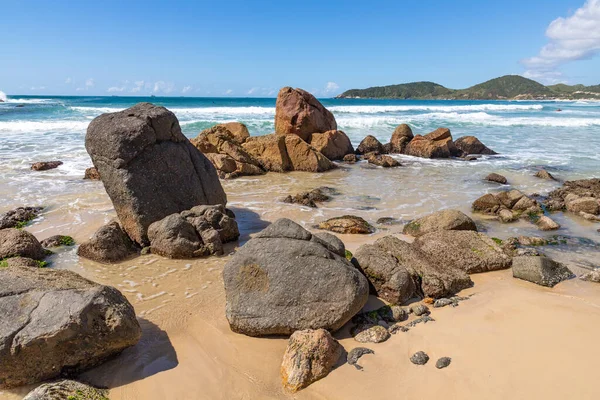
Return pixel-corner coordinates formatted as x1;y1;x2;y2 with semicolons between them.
347;347;375;370
410;351;429;365
352;324;390;343
436;357;452;369
410;304;430;316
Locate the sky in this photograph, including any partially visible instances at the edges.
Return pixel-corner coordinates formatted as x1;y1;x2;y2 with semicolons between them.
1;0;599;97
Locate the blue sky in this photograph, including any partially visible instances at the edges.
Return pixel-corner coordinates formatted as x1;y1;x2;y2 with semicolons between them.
1;0;599;97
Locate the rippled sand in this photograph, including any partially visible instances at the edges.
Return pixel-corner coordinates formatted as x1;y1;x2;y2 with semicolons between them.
1;163;600;399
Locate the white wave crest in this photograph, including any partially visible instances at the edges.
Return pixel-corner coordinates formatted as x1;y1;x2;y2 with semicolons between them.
0;91;6;102
0;120;89;133
71;106;276;118
328;104;544;113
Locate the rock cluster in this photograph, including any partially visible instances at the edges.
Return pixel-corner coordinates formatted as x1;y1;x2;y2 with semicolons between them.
223;219;369;336
148;205;239;258
85;102;227;246
545;178;600;216
472;190;544;223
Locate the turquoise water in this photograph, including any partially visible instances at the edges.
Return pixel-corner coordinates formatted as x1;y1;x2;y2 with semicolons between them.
1;95;599;208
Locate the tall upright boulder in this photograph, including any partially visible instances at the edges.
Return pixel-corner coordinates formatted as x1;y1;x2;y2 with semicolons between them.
388;124;414;154
274;87;337;142
85;103;227;246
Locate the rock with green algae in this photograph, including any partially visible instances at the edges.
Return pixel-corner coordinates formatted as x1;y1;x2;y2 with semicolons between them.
23;380;109;400
319;215;375;234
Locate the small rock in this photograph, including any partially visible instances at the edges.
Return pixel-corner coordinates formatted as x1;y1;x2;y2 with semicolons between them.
513;255;575;287
0;228;46;261
0;206;43;229
23;380;108;400
347;347;375;370
410;351;429;365
536;215;560;231
580;269;600;283
343;153;359;163
498;208;516;223
282;187;336;208
356;135;384;155
486;173;507;184
534;169;556;181
410;304;430;316
351;324;391;343
376;217;400;225
40;235;75;248
84;166;101;180
280;329;342;392
77;221;138;263
390;305;408;322
433;298;454;308
366;153;401;168
436;357;452;369
579;211;600;222
30;161;63;171
319;215;375;234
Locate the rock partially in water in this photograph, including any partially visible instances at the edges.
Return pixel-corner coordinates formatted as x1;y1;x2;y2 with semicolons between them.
77;221;138;264
0;206;43;229
343;153;359;163
512;255;575;287
319;215;375;234
473;190;542;222
223;218;369;336
545;178;600;213
356;135;384;155
0;228;46;261
410;351;430;365
30;161;63;171
23;380;108;400
282;187;337;208
454;135;497;155
0;266;141;388
566;197;600;215
351;324;390;343
580;269;600;283
534;169;557;181
347;347;375;370
536;215;560;231
86;102;226;246
40;235;75;248
281;328;342;392
486;172;507;184
365;153;401;167
387;124;414;154
402;209;477;237
436;357;452;369
275;87;337;142
353;244;416;304
310;130;354;160
404;128;461;159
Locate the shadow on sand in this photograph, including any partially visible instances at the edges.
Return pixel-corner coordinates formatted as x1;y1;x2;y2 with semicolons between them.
80;318;178;389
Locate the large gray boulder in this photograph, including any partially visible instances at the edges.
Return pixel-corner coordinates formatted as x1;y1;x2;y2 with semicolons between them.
512;256;574;287
223;219;369;336
0;266;141;388
402;209;477;237
372;236;473;299
353;244;416;304
413;230;511;274
77;221;138;264
0;228;46;261
85;102;227;246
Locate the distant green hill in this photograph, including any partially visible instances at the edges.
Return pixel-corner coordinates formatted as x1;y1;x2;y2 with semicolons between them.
337;75;600;100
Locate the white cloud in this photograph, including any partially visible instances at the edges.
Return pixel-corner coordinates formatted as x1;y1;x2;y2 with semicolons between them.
247;87;258;95
65;77;72;84
224;89;233;95
85;78;95;88
324;81;340;93
131;81;145;93
182;86;192;94
152;81;174;94
522;0;600;82
107;86;126;93
30;86;46;90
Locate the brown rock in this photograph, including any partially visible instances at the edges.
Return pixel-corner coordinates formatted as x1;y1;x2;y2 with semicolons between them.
84;167;100;180
274;87;337;142
486;173;507;184
30;161;63;171
285;135;336;172
472;193;500;212
319;215;374;234
454;136;497;155
536;215;560;231
77;221;138;264
356;135;384;155
243;134;291;172
388;124;414;154
366;154;401;167
0;229;46;261
310;130;354;160
220;121;250;143
566;197;600;215
403;210;477;237
534;169;556;181
404;128;459;159
343;153;359;163
280;329;342;392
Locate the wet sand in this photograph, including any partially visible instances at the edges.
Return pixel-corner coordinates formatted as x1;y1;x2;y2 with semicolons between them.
1;164;600;399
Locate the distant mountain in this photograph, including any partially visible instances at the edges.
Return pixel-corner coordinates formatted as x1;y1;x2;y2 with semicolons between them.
337;75;600;100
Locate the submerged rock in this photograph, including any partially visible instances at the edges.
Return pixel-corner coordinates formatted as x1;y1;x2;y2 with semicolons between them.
365;153;401;167
356;135;384;155
319;215;375;234
84;166;101;180
223;219;369;336
347;347;375;370
30;161;63;171
512;255;575;287
410;351;430;365
86;102;226;246
402;209;477;237
0;266;141;388
23;380;108;400
534;169;557;181
536;215;560;231
77;221;138;263
280;329;342;392
0;206;43;229
546;178;600;213
275;87;337;142
0;228;46;261
282;187;337;208
343;153;359;163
